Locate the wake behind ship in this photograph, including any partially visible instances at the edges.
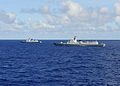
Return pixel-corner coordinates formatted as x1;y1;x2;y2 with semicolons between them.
54;36;106;47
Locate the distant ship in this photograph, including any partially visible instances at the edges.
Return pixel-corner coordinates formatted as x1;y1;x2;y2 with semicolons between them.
54;36;106;47
21;38;42;43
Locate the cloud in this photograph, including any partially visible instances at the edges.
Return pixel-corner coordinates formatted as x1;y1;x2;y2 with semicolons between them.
21;5;50;14
21;8;40;14
42;5;49;14
0;9;26;31
48;0;54;2
100;7;109;13
1;0;120;35
20;0;118;33
62;0;83;17
21;5;57;24
114;2;120;26
7;13;16;21
60;1;115;31
0;10;16;24
0;8;56;32
28;18;56;29
114;2;120;15
115;16;120;25
0;21;24;31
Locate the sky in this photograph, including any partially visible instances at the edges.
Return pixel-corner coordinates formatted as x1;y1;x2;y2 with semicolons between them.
0;0;120;39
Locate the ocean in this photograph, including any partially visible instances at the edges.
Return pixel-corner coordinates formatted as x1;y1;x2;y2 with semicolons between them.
0;40;120;86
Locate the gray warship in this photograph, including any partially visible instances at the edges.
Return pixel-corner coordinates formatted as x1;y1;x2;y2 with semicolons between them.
54;36;105;47
21;38;42;43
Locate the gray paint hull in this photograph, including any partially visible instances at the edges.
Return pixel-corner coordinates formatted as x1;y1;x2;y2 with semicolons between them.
21;41;41;43
54;43;105;47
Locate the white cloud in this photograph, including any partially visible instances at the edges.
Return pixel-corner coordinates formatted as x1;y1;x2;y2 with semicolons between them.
100;7;109;13
0;0;119;35
7;13;16;21
60;0;114;31
114;2;120;15
0;10;26;31
28;17;32;23
28;18;55;29
62;0;83;17
0;10;16;24
91;11;98;19
21;8;39;14
42;5;49;14
61;15;70;25
115;16;120;25
21;5;50;14
0;21;24;31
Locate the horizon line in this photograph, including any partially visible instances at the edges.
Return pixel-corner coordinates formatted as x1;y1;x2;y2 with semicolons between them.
0;38;120;40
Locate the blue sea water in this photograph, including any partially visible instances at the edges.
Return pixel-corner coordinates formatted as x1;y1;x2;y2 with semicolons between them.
0;40;120;86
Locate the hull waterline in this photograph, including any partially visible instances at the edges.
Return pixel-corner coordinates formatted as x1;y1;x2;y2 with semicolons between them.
21;41;42;43
54;43;105;47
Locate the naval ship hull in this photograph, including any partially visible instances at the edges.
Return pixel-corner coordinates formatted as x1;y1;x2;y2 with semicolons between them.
21;41;40;43
54;43;105;47
21;41;42;43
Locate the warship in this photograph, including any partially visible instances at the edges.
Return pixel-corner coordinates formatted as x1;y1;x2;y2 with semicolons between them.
54;36;105;47
21;38;42;43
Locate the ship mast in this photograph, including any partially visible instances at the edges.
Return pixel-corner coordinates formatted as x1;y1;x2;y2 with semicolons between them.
73;36;77;43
